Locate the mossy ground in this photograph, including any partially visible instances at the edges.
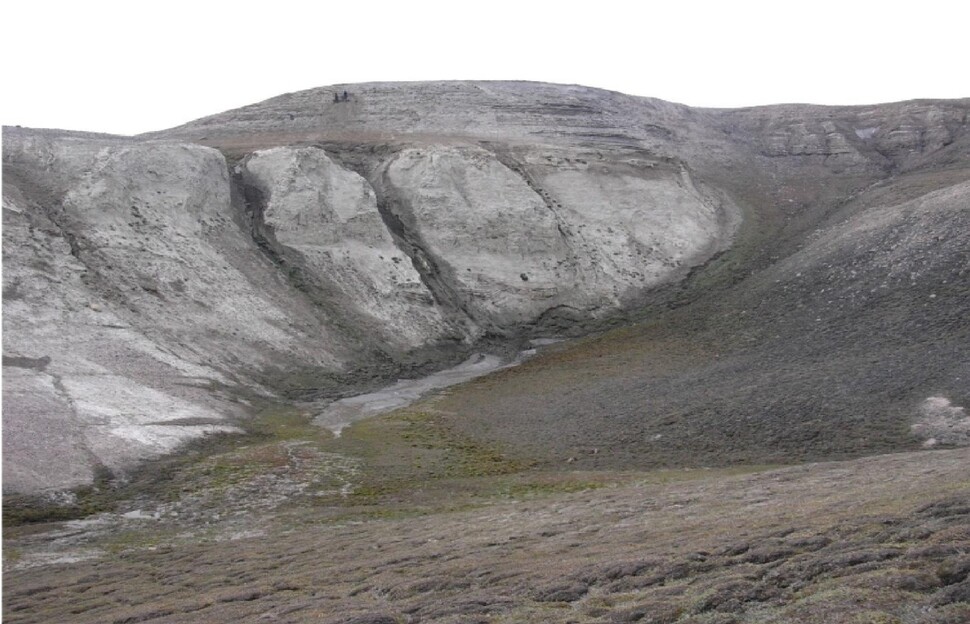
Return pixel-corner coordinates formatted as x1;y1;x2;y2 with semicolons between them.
4;445;967;624
3;392;631;540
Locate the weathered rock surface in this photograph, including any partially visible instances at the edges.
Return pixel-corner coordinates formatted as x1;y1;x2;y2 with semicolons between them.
239;146;458;350
149;81;699;153
2;126;738;492
3;82;969;493
381;145;572;330
2;133;364;491
513;148;737;305
379;145;738;332
3;135;239;491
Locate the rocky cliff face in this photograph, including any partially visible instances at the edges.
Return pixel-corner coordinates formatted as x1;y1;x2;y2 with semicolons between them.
3;82;969;493
240;146;458;350
2;135;354;491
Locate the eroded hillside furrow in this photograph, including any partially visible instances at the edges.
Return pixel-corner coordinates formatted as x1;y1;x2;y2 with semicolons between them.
232;170;363;337
370;167;483;337
488;147;583;254
234;145;476;377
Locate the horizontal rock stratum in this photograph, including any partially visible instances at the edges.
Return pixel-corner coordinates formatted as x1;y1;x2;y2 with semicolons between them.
3;81;969;493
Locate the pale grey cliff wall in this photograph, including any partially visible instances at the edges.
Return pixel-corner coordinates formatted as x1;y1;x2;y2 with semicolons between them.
380;145;575;329
2;132;380;492
2;127;739;493
378;145;737;331
240;146;461;350
3;134;248;491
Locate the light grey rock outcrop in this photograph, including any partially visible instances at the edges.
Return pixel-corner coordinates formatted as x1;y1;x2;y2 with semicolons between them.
240;146;460;350
2;138;242;491
380;145;574;330
716;100;969;174
379;145;739;331
1;131;364;492
510;148;739;306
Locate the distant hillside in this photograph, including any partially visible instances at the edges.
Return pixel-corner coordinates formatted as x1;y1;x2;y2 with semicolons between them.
3;82;969;493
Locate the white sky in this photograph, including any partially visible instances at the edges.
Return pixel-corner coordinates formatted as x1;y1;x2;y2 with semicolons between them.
2;0;968;136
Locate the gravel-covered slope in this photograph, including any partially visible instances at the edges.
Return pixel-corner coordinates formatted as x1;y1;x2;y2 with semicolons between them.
432;171;970;468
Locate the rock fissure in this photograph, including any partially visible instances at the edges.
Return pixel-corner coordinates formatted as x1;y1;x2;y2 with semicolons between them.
233;172;291;280
44;210;85;261
483;148;612;324
370;173;481;335
233;166;376;344
488;148;579;250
